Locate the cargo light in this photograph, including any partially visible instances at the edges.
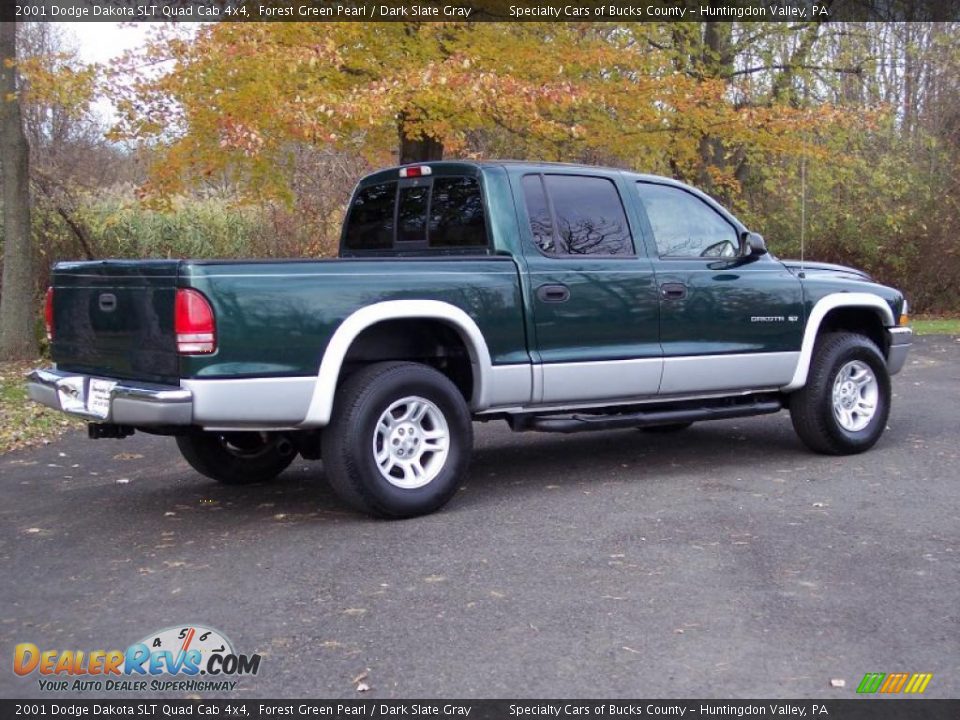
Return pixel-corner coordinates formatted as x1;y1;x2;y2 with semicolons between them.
399;165;432;178
44;287;54;341
175;288;216;355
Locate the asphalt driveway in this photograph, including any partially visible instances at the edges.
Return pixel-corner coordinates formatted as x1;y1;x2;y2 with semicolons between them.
2;336;958;699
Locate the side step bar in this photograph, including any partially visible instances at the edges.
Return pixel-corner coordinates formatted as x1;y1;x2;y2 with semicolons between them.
508;398;783;434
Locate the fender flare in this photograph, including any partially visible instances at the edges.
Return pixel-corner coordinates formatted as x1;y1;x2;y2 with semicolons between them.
781;292;895;392
301;300;493;427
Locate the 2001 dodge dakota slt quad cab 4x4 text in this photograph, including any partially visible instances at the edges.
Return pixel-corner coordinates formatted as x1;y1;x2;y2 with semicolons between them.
28;161;913;517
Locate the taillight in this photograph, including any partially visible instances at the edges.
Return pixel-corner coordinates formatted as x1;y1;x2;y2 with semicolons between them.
44;287;54;341
175;288;216;354
399;165;432;178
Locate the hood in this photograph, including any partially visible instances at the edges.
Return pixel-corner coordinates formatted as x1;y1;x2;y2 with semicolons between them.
781;260;872;282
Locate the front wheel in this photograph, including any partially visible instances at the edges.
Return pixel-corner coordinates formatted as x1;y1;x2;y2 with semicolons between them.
176;431;296;485
789;332;891;455
322;362;473;518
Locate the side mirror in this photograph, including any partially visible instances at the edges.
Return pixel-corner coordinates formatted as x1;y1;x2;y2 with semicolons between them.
742;231;768;257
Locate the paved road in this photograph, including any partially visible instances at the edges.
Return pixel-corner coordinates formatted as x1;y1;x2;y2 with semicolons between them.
2;336;958;700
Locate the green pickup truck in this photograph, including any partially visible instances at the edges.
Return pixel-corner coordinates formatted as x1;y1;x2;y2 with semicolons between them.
28;161;912;517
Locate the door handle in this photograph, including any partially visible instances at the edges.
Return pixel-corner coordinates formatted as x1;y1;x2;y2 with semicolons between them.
660;282;687;300
536;283;571;303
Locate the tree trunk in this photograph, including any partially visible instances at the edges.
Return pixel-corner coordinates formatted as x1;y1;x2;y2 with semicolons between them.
696;22;733;192
398;112;443;165
0;21;36;360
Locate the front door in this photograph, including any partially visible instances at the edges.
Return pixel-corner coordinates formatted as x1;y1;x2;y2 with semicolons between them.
634;181;804;395
513;171;662;405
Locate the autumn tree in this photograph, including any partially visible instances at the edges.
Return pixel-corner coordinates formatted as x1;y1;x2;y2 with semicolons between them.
14;23;102;267
110;22;849;204
109;23;601;199
0;21;34;360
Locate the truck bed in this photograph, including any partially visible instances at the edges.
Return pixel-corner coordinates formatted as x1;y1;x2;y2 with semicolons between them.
50;256;529;383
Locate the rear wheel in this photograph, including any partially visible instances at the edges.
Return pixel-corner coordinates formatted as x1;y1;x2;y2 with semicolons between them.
176;431;296;485
322;361;473;518
789;332;891;455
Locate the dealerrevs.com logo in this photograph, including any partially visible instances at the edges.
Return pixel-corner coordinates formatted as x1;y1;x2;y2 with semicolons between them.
14;625;261;693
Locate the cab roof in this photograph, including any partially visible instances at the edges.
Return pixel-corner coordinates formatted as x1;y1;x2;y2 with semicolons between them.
357;159;695;191
354;160;741;231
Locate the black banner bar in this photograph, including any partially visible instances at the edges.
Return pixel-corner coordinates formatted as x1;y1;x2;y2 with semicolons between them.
4;0;960;23
2;700;960;720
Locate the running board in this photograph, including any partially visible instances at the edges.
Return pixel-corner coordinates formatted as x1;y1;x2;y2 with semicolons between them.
508;398;783;434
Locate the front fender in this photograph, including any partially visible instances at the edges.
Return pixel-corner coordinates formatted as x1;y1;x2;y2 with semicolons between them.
781;292;895;392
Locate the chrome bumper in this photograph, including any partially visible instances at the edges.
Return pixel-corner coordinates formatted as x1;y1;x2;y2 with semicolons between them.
27;368;193;426
887;327;913;376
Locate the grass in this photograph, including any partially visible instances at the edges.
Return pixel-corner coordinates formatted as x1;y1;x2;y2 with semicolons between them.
0;361;82;455
912;315;960;336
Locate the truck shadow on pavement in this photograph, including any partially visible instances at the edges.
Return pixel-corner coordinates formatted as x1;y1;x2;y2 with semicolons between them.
119;414;814;523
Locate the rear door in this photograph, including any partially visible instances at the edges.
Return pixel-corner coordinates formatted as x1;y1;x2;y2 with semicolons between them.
51;260;180;384
633;181;803;395
512;171;662;405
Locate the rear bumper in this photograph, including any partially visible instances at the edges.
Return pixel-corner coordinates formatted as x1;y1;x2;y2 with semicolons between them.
27;368;193;426
887;327;912;375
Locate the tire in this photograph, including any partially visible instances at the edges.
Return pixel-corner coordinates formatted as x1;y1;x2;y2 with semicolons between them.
789;332;891;455
176;431;296;485
640;422;693;433
321;361;473;519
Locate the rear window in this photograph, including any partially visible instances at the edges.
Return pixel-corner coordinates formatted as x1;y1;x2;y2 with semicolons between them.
343;181;396;251
397;185;429;244
344;176;488;253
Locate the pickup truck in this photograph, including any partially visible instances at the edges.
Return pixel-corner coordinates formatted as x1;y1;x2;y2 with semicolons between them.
28;161;913;518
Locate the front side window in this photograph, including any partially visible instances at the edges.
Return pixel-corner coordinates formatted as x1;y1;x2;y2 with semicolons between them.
521;174;633;256
635;183;739;258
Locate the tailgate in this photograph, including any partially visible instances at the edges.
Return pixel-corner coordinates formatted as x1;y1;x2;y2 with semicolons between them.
51;260;181;385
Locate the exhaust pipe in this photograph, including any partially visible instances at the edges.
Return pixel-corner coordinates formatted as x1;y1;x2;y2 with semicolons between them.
88;423;135;439
275;436;295;457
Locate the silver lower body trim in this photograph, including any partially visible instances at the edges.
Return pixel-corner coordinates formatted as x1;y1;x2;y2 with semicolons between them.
659;351;799;395
27;368;192;425
886;327;912;375
181;376;317;428
540;357;661;403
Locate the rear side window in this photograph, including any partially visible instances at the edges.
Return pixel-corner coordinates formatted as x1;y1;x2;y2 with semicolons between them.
522;174;633;256
521;175;556;253
343;176;487;253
